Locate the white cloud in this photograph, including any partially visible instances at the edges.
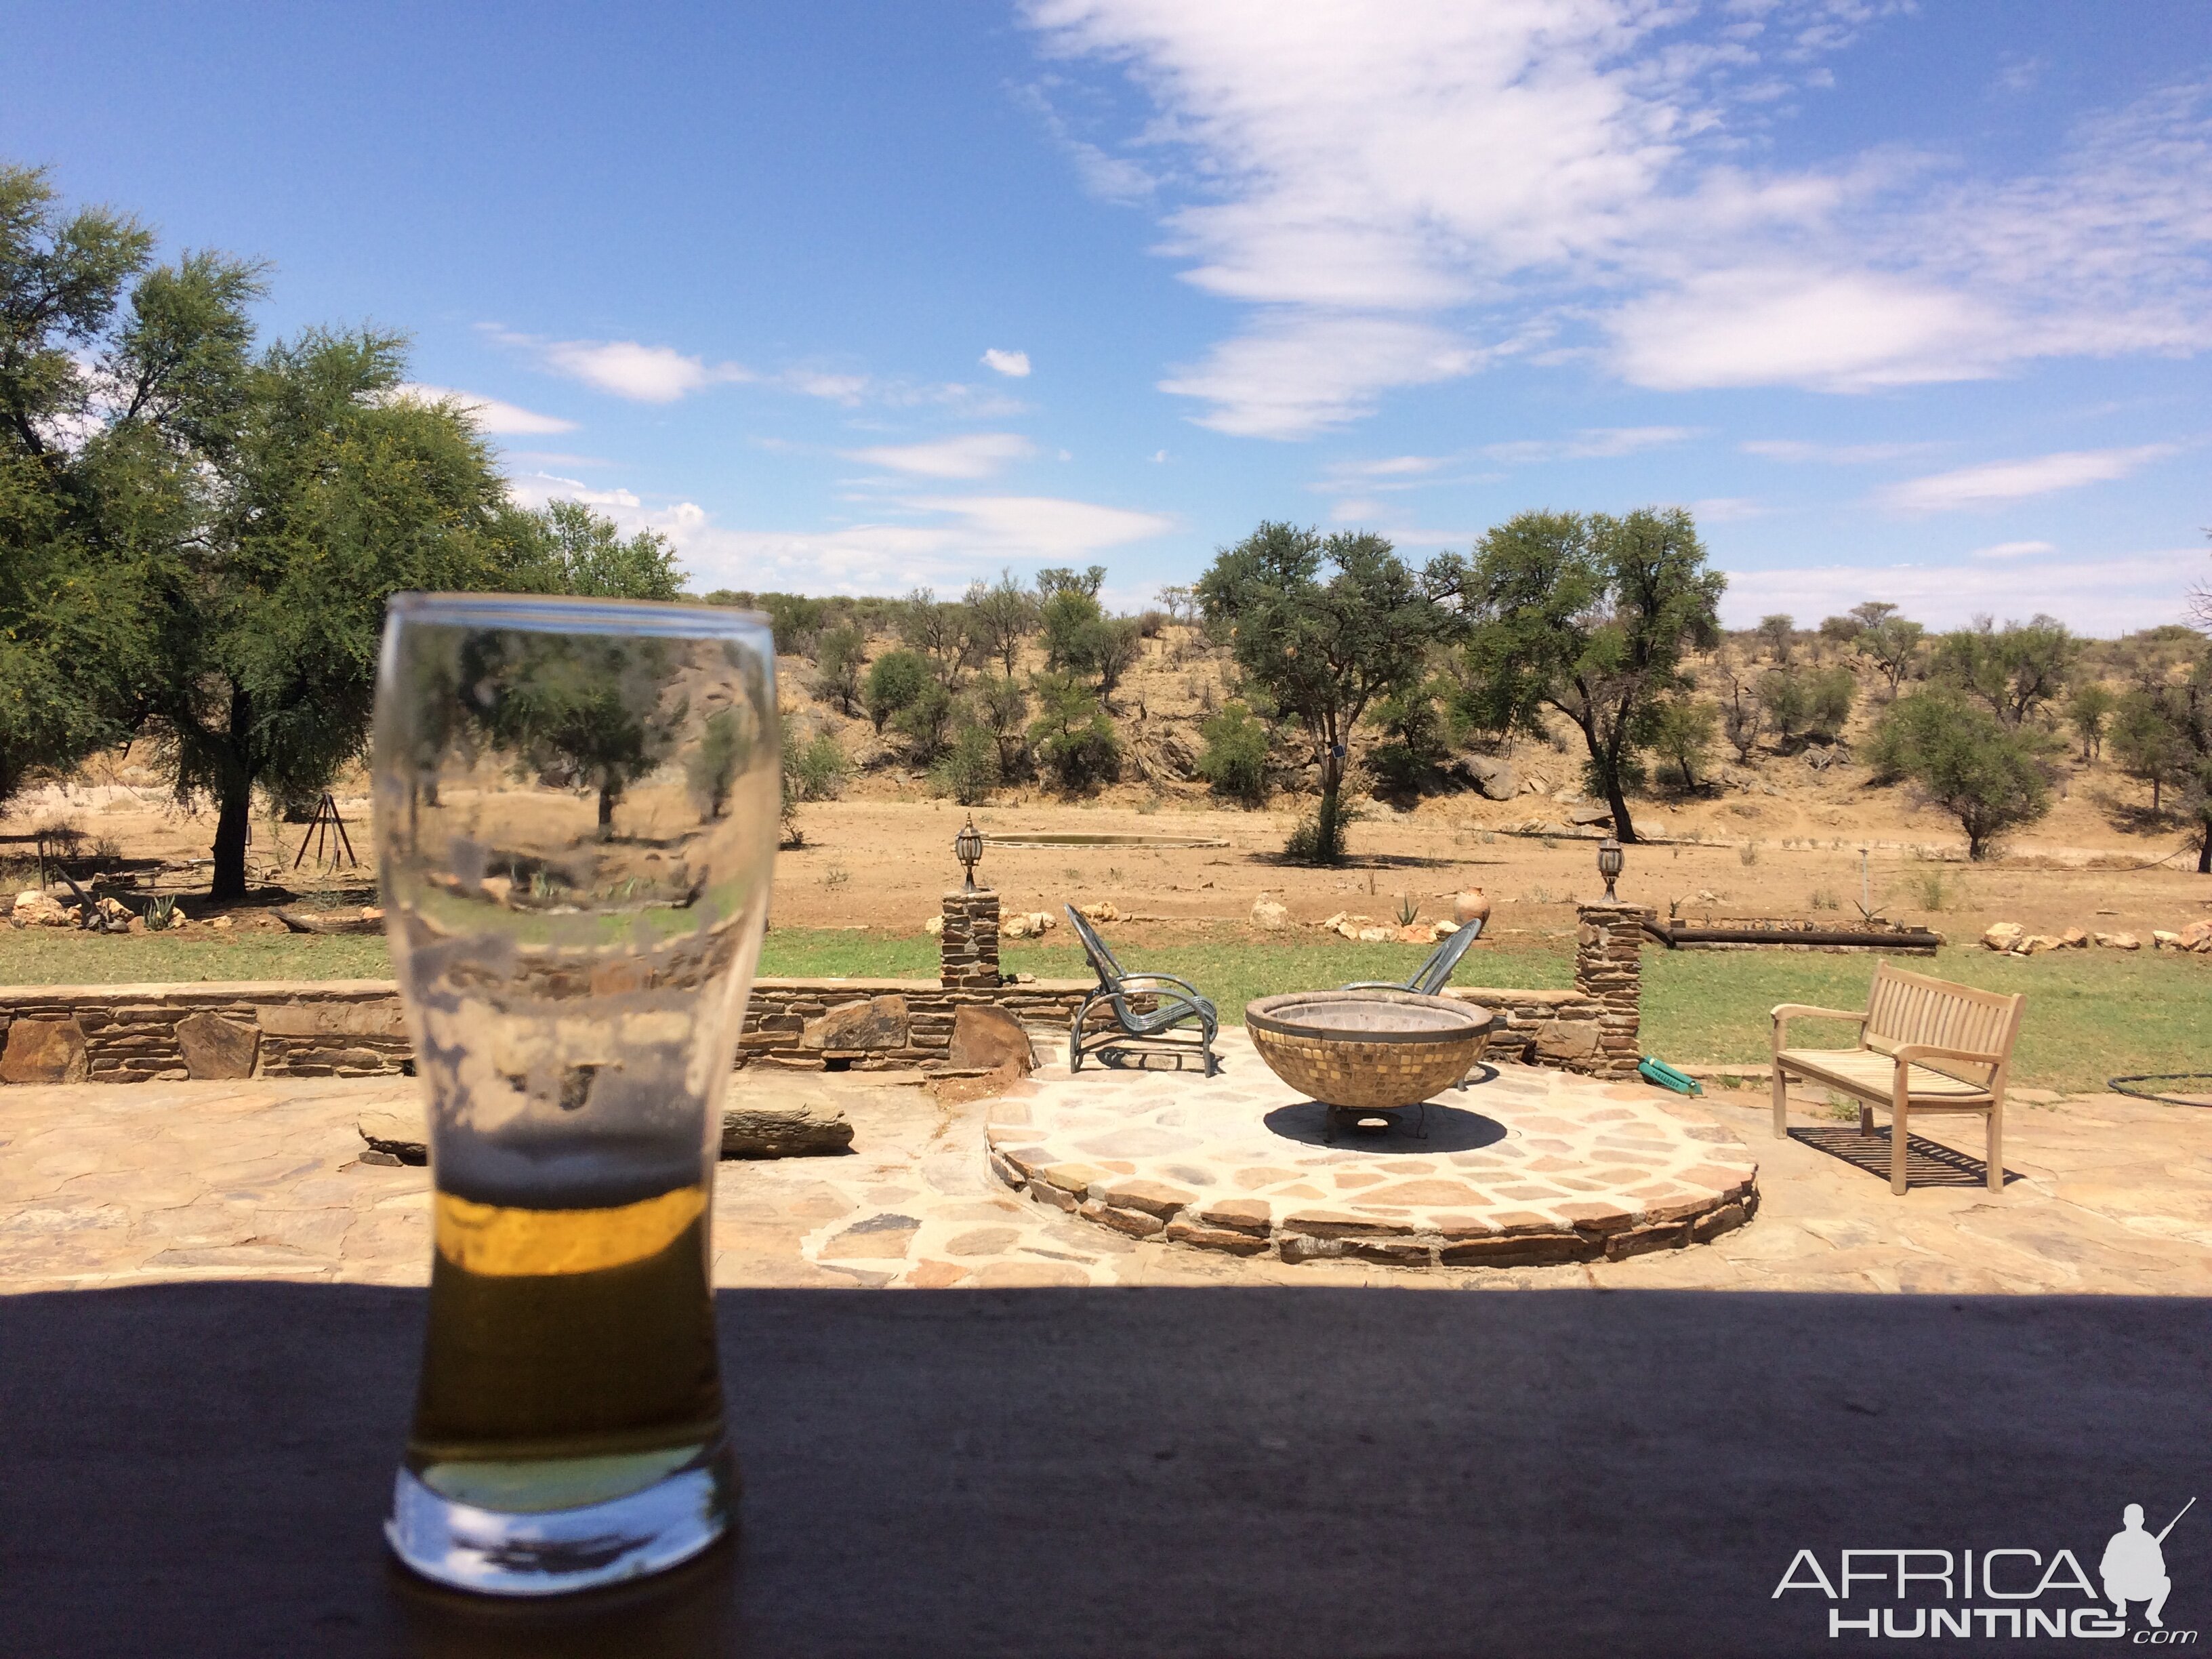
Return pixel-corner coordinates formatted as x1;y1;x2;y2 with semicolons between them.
1608;268;2005;392
1970;539;2060;560
1021;5;2212;431
505;472;642;512
1691;496;1765;523
514;478;1175;596
1722;552;2199;634
1877;444;2181;513
842;432;1037;479
981;348;1033;377
1150;449;1169;462
532;337;740;403
1740;438;1944;464
1481;426;1698;464
396;384;577;434
1159;312;1483;438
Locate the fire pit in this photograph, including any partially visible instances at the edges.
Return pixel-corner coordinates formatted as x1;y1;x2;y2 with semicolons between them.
1244;991;1494;1128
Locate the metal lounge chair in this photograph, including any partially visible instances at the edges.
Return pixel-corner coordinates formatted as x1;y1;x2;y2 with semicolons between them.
1339;917;1484;996
1339;918;1487;1092
1065;905;1219;1075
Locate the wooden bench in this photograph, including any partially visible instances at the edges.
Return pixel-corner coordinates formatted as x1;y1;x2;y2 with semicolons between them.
1771;962;2025;1194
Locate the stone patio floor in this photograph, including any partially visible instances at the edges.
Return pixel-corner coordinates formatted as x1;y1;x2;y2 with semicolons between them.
4;1037;2211;1295
983;1037;1758;1267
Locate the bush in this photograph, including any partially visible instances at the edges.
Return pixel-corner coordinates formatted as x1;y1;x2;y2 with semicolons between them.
928;724;1001;804
1197;701;1271;804
688;708;745;819
892;679;955;762
1757;664;1854;745
1868;688;2051;859
790;732;848;802
1649;697;1717;787
863;649;929;733
977;673;1031;777
810;623;867;718
1027;672;1120;790
1284;796;1351;865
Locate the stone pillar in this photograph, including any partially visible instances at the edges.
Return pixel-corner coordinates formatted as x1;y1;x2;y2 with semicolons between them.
1574;900;1645;1079
940;889;1002;990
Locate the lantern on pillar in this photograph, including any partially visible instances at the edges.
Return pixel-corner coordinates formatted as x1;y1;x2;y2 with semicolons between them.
953;815;985;893
1597;836;1624;901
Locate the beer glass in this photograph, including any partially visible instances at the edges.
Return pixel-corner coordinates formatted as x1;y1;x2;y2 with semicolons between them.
372;594;777;1596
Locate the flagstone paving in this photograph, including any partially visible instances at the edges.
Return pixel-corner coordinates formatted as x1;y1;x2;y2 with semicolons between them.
982;1039;1759;1267
3;1038;2210;1295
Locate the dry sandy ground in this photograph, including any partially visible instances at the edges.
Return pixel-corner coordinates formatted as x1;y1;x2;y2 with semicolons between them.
10;769;2207;948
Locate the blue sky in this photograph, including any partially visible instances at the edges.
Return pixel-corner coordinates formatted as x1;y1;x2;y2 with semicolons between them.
9;1;2210;631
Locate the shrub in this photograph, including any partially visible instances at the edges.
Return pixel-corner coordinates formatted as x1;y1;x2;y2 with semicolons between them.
977;674;1031;778
1758;664;1854;745
1284;793;1357;865
688;708;746;819
1649;697;1717;787
928;724;1001;804
790;732;848;802
1027;672;1120;790
810;623;867;718
892;680;955;762
1868;687;2052;860
1197;701;1270;804
863;649;929;733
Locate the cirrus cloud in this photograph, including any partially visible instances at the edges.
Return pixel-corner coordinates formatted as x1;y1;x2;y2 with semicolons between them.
1020;3;2212;436
1877;444;2182;514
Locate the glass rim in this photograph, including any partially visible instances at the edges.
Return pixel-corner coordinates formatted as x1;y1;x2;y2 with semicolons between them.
385;591;774;640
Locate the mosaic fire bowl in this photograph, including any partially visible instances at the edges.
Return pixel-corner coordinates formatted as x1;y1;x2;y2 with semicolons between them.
1245;990;1494;1112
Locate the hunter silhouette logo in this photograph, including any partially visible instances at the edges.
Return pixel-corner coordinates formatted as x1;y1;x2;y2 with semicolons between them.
1773;1496;2199;1641
2104;1498;2194;1630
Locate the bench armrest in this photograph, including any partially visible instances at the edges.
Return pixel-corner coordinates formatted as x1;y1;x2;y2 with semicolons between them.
1891;1043;2005;1070
1770;1004;1868;1052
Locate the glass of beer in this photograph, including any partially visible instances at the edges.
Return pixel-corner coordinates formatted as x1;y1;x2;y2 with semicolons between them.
371;593;778;1596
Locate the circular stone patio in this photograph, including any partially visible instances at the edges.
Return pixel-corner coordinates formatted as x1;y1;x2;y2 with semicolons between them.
985;1031;1759;1269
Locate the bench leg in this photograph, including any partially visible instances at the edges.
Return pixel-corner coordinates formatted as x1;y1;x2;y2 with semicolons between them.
1986;1104;2003;1193
1891;1086;1911;1196
1858;1101;1875;1136
1771;1066;1789;1138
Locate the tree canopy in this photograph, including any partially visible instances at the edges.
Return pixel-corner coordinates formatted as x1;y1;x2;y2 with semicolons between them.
1;161;682;897
1459;506;1723;842
1198;522;1462;862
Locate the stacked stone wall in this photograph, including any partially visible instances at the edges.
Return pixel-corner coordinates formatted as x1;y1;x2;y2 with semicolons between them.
1572;900;1645;1079
937;889;1001;989
0;904;1643;1084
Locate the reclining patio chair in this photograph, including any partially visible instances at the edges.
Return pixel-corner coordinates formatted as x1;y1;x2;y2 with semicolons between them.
1065;905;1219;1076
1340;917;1484;996
1340;918;1487;1088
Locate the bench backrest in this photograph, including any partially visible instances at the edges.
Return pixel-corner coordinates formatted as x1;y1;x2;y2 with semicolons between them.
1862;961;2024;1086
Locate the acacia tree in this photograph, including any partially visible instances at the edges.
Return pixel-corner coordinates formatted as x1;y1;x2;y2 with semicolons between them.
965;569;1038;675
1852;605;1926;697
1197;522;1462;863
1;165;167;804
1868;687;2051;861
1460;507;1723;842
1931;614;2076;726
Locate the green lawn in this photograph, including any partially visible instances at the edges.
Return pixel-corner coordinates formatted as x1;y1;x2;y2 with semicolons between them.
4;925;2204;1094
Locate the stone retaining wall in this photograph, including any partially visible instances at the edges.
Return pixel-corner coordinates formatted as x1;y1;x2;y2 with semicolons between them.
0;974;1622;1084
0;899;1640;1084
0;977;1107;1084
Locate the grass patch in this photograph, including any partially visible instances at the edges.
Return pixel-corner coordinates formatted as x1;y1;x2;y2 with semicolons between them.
1643;946;2212;1095
756;932;1575;1015
0;928;392;985
6;924;2200;1094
